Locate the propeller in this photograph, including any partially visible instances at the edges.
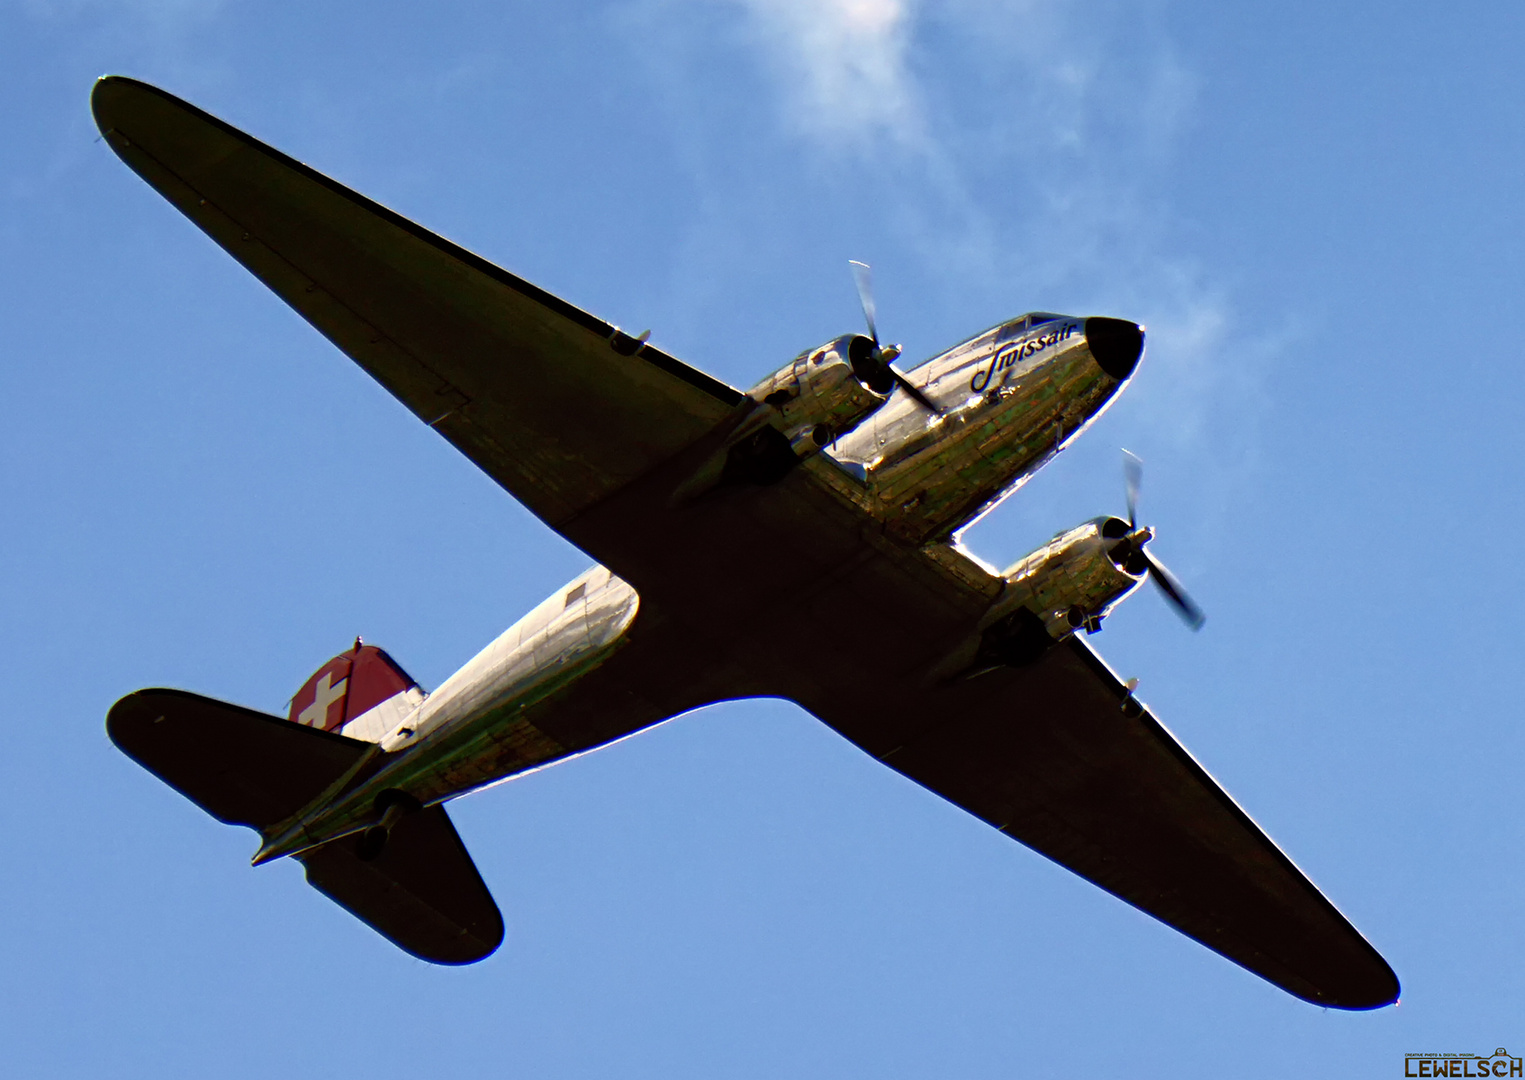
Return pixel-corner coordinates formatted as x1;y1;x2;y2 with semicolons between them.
849;261;940;413
1123;449;1143;529
1113;450;1205;631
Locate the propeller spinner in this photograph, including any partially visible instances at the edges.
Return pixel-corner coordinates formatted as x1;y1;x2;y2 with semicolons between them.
848;261;940;413
1111;450;1205;631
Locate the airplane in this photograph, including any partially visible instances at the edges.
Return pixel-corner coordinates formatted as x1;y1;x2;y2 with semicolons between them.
93;75;1398;1009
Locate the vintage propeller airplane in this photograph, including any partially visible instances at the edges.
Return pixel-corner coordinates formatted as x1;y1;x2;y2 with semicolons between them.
95;75;1398;1008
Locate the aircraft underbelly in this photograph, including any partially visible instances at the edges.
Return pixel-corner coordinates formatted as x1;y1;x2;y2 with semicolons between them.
360;545;980;813
347;460;1002;817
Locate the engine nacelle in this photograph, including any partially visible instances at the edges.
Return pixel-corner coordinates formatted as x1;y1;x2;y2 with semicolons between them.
707;335;895;488
748;334;891;450
955;517;1145;673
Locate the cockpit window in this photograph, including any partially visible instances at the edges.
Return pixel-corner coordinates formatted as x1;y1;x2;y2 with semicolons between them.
932;311;1072;361
991;312;1065;346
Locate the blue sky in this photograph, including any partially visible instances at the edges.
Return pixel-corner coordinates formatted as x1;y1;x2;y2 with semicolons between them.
4;1;1523;1076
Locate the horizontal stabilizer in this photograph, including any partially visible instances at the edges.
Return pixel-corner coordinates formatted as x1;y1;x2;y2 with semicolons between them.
108;689;372;829
299;807;504;964
110;688;503;963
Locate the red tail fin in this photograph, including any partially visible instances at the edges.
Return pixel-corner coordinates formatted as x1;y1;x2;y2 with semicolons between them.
289;642;424;743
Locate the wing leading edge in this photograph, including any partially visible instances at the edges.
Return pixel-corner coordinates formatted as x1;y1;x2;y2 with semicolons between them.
804;636;1398;1009
90;76;743;532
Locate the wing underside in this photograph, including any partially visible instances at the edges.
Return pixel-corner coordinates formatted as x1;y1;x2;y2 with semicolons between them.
803;636;1398;1009
91;76;742;532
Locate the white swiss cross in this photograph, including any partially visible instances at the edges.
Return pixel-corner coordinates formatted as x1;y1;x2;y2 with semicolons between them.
298;671;348;729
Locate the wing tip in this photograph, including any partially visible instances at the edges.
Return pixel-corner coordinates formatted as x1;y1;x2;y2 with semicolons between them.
1290;959;1401;1011
91;76;206;149
90;73;144;135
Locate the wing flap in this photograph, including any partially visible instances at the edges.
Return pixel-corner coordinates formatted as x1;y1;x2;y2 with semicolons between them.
821;638;1399;1009
299;806;505;965
91;76;742;529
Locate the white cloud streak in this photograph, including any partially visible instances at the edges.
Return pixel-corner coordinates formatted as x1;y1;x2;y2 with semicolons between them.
735;0;925;145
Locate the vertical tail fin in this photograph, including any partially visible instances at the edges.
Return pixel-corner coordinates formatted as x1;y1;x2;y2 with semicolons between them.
289;641;426;742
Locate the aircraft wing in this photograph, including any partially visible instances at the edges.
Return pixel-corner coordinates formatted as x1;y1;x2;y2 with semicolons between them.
804;635;1399;1009
91;76;744;531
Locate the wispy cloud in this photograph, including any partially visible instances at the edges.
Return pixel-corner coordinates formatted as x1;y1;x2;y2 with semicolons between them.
735;0;925;146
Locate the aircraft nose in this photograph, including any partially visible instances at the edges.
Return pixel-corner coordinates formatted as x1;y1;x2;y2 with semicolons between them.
1085;317;1144;380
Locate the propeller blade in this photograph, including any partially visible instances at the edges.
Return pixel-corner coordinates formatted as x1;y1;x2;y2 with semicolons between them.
1142;549;1205;631
892;369;940;413
848;260;938;413
849;260;878;345
1122;449;1143;529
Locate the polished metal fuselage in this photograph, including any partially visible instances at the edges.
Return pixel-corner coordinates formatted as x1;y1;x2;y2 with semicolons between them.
258;312;1140;862
831;316;1120;542
258;566;641;860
